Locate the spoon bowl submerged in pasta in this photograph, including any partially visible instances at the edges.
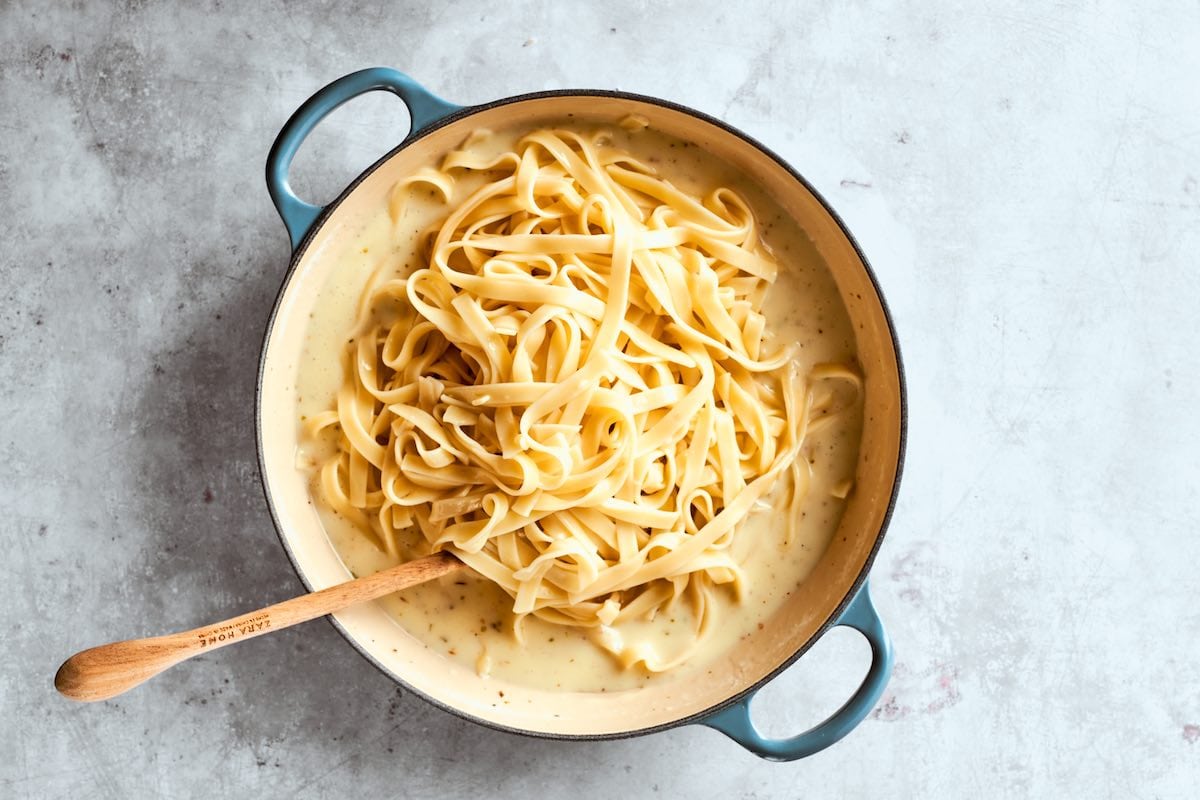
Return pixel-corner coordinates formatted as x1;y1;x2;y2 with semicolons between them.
295;120;862;691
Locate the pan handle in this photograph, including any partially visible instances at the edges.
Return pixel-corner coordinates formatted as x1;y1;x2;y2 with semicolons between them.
265;67;461;251
700;580;893;761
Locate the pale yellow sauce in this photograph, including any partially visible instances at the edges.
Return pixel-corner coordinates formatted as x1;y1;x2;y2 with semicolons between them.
294;121;861;692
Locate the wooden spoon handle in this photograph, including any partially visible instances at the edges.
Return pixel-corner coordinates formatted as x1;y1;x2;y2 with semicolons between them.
54;551;464;702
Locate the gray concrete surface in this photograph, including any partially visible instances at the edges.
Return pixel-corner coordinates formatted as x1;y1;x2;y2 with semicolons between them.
3;1;1198;797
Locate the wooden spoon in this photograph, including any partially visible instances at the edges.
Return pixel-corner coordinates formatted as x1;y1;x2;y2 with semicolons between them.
54;551;464;702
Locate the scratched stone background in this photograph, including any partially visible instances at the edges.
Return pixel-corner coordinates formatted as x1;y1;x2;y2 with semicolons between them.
2;0;1198;797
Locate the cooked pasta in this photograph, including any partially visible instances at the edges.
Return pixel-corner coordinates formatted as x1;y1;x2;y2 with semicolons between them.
303;126;860;672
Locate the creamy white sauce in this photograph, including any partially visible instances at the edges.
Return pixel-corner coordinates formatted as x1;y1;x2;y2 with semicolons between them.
294;121;861;692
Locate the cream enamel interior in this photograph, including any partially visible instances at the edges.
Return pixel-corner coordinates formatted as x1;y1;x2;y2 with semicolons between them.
258;95;903;736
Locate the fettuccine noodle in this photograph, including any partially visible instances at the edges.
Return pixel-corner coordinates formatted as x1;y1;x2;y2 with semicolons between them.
305;126;860;672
